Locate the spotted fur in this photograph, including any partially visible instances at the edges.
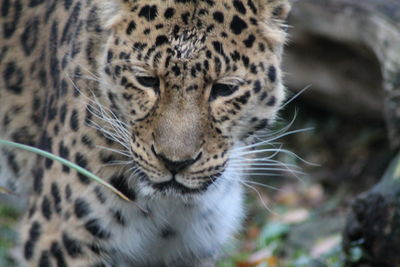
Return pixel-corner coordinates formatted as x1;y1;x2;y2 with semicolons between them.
0;0;290;266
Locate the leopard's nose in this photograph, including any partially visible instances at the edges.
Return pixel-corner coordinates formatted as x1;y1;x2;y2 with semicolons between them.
151;145;202;174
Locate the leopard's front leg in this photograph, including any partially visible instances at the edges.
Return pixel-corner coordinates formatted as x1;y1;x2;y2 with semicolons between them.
18;161;123;267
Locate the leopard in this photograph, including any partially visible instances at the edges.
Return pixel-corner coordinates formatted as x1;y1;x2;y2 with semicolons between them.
0;0;291;266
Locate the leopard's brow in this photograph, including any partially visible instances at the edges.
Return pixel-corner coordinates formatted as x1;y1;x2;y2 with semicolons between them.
218;76;246;85
129;61;155;76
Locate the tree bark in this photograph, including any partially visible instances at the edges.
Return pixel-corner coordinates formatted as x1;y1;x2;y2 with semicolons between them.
343;153;400;267
285;0;400;149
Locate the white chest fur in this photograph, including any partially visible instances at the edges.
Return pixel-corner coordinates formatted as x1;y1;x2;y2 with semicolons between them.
106;171;245;266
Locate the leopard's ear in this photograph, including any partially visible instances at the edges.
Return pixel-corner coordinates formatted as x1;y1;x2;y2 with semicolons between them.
257;0;291;46
99;1;123;29
259;0;291;20
100;0;139;29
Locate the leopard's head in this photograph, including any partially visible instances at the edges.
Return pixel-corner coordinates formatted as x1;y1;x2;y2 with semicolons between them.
100;0;290;196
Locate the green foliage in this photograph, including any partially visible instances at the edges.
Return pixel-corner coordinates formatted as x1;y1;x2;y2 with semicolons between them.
257;222;289;248
0;205;19;267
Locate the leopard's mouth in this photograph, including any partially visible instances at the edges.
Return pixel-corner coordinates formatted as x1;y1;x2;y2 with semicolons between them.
137;171;221;195
151;177;216;194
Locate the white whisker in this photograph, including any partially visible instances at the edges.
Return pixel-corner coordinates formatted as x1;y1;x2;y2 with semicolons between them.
230;167;305;175
96;145;131;157
101;161;133;167
253;109;298;139
280;85;311;110
242;180;281;191
229;161;300;168
239;173;283;177
240;181;276;214
233;127;313;152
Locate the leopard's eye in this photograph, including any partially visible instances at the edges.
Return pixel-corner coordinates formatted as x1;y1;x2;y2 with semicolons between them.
136;76;160;89
209;83;239;101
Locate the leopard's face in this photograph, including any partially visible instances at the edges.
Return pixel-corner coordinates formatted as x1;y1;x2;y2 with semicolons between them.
100;0;290;196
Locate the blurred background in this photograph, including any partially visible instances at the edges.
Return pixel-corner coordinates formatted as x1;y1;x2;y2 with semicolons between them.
218;0;400;266
1;0;400;266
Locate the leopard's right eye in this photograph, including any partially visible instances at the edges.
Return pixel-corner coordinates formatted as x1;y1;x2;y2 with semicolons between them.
136;76;160;90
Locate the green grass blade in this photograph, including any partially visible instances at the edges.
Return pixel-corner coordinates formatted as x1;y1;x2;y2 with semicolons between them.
0;139;132;202
0;186;17;196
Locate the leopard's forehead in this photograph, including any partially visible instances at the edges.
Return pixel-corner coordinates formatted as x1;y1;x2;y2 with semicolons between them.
169;28;207;61
113;0;275;63
105;0;288;91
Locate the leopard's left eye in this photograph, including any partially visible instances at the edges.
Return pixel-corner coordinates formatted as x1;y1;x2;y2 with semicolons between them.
209;83;239;101
136;76;160;89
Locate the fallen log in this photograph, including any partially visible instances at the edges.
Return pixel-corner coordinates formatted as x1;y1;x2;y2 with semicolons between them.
343;153;400;266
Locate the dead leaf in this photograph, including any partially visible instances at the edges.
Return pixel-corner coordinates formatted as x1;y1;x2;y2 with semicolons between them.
311;234;341;257
278;208;310;224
